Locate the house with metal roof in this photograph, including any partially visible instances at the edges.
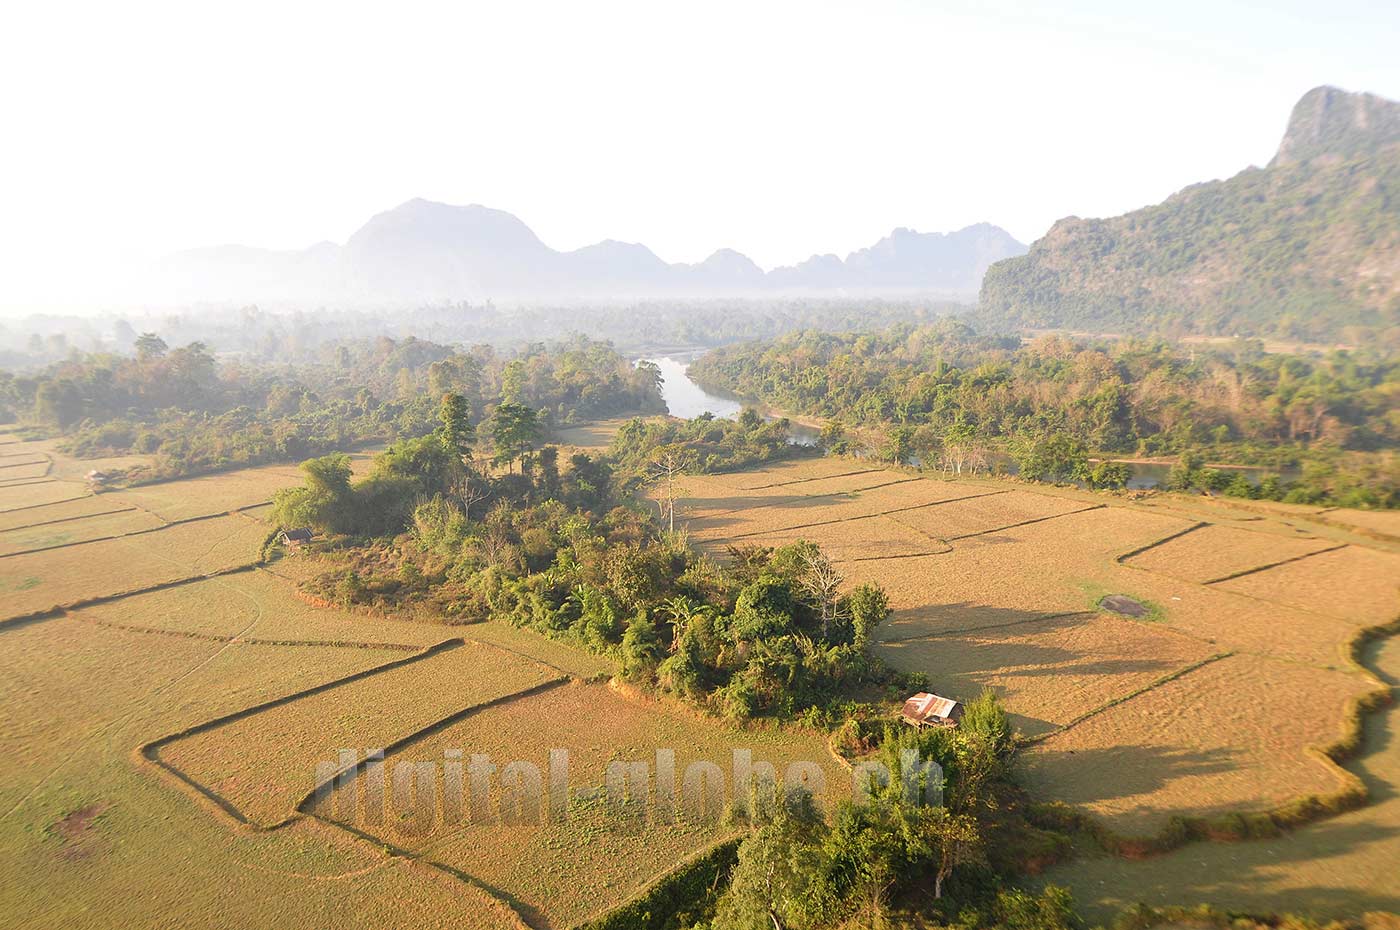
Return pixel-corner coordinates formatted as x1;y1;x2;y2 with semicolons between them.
900;692;964;729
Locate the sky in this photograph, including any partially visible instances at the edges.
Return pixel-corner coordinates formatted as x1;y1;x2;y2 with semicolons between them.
1;0;1398;311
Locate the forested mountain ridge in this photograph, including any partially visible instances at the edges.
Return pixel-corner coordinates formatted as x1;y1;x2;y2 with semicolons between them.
976;86;1400;345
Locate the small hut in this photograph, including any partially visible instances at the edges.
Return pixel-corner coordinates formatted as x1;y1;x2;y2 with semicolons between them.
279;527;315;551
900;692;963;729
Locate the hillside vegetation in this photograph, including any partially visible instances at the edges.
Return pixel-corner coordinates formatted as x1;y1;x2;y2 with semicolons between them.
977;86;1400;346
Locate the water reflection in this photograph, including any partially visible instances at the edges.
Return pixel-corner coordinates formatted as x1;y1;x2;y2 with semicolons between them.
639;354;818;446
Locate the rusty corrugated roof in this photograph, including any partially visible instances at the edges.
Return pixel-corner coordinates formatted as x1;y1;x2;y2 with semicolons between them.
901;691;961;722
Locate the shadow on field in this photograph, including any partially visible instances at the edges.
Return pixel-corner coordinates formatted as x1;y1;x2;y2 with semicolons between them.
878;603;1095;641
1030;743;1240;802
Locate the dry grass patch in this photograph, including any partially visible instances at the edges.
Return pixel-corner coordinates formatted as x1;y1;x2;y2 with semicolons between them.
1023;653;1375;837
1214;545;1400;625
1319;508;1400;540
158;640;561;826
65;570;447;647
874;613;1216;737
1125;523;1339;583
311;680;847;930
552;418;627;452
1038;638;1400;923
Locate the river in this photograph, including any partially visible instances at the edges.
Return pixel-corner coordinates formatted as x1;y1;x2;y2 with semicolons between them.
641;353;820;445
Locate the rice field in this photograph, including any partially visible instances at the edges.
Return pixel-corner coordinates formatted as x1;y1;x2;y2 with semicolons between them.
1038;637;1400;922
1214;545;1400;625
157;640;563;826
1023;654;1376;837
1125;523;1341;583
0;507;165;555
679;458;1399;885
310;680;848;930
874;612;1217;737
0;514;268;620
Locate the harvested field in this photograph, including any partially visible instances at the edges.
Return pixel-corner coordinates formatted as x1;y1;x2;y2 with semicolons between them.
312;680;847;930
0;507;165;555
1022;653;1376;836
1125;523;1340;583
67;570;451;647
1040;637;1400;922
683;479;986;543
874;612;1216;736
735;514;948;563
0;495;136;532
0;460;51;480
158;640;562;826
889;488;1093;541
1319;507;1400;540
1214;545;1400;625
106;465;304;521
0;480;89;512
0;514;267;620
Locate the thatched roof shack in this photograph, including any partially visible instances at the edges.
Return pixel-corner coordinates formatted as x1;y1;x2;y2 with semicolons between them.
901;692;964;729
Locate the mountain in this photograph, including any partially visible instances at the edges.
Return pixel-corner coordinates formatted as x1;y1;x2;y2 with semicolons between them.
143;199;1023;305
976;86;1400;343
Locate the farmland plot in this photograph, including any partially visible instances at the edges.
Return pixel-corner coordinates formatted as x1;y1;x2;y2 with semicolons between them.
1125;523;1339;583
874;613;1216;736
0;479;89;512
0;507;164;555
1040;637;1400;923
1215;545;1400;625
0;495;137;532
0;514;266;620
158;640;562;826
68;569;450;647
312;680;847;930
891;489;1097;541
1022;653;1375;837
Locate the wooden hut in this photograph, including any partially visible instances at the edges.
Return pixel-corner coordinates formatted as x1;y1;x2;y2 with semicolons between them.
278;527;315;551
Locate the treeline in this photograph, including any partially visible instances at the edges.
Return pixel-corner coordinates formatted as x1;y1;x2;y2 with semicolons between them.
0;333;661;480
0;298;962;370
691;322;1400;507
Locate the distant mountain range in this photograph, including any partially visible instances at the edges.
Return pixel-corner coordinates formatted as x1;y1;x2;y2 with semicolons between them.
976;86;1400;343
147;202;1025;306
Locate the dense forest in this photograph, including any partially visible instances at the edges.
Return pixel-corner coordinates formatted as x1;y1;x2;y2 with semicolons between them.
690;322;1400;507
0;333;663;480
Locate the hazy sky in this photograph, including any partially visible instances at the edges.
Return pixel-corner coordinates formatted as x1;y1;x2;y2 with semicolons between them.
2;0;1398;310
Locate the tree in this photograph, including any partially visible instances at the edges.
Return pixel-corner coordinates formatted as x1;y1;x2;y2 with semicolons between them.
796;545;844;640
845;583;889;650
647;447;693;534
489;402;541;473
134;332;168;362
437;392;474;457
